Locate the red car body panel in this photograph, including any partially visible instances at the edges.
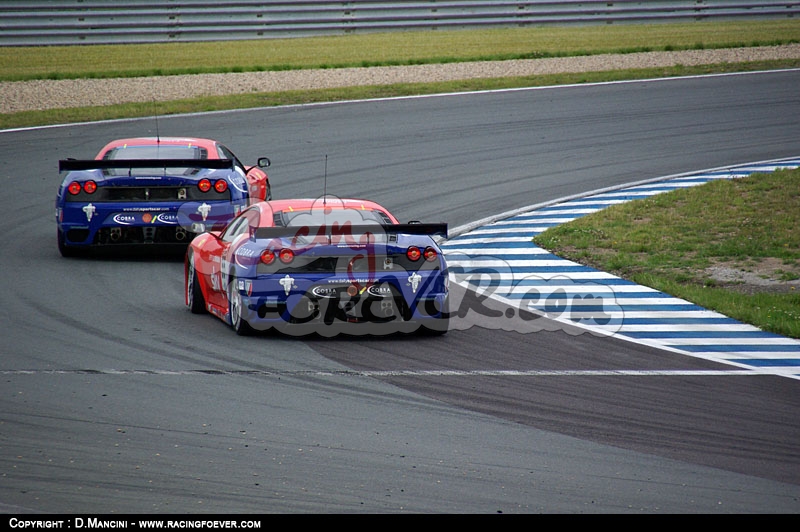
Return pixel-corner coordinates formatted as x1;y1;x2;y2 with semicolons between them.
96;137;270;203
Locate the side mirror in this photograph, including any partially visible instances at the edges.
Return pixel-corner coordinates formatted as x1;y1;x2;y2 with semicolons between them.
258;157;271;168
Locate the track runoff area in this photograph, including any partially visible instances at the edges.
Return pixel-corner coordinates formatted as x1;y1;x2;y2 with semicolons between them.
441;157;800;381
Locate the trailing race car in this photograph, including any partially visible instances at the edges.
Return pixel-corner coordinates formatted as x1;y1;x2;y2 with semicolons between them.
55;137;271;256
185;197;449;336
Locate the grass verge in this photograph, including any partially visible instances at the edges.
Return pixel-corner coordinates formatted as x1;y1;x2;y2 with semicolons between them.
2;20;800;129
3;58;800;131
2;20;799;80
533;168;800;339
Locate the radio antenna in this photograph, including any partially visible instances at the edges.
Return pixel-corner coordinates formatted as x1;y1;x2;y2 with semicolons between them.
153;97;161;145
323;154;328;207
323;155;330;244
155;113;160;144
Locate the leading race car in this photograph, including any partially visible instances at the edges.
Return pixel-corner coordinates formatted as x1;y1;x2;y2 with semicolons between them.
185;197;449;336
55;137;271;256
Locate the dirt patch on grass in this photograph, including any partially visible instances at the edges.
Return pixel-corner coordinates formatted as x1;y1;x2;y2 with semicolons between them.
704;258;800;295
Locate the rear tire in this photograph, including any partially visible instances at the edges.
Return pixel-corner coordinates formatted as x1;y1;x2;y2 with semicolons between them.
420;317;449;336
419;296;449;335
57;230;81;258
185;251;206;314
228;273;255;336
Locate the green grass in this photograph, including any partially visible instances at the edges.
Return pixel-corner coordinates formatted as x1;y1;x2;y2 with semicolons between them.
2;19;800;129
2;20;799;81
533;169;800;339
4;58;799;131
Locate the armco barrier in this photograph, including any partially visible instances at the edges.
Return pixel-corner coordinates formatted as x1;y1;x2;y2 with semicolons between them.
1;1;799;46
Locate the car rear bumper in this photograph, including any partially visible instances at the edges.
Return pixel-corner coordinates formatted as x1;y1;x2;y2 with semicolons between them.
56;200;245;247
235;272;449;336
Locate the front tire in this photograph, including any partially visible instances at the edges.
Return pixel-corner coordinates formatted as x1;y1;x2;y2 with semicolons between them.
228;273;255;336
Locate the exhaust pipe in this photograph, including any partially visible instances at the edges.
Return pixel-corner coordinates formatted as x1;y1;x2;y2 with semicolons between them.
110;227;122;242
175;227;187;241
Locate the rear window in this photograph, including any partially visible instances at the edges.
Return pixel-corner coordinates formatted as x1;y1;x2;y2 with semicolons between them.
101;145;209;176
279;208;393;227
103;145;207;160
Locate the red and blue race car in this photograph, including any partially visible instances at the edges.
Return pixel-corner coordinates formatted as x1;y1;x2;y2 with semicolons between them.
56;137;271;256
185;197;449;336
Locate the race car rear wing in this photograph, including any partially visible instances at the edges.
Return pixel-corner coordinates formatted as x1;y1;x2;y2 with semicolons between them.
58;159;235;172
254;223;448;240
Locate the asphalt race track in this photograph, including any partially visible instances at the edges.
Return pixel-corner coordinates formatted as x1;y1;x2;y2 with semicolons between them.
1;70;800;513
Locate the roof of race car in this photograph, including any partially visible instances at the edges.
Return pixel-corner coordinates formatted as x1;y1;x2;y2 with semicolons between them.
254;198;400;227
95;137;222;159
239;199;447;241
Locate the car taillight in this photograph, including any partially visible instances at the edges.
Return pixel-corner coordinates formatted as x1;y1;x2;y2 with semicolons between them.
83;180;97;194
260;249;276;265
214;179;227;193
423;247;438;262
198;178;212;192
278;248;294;264
407;246;421;261
67;182;82;195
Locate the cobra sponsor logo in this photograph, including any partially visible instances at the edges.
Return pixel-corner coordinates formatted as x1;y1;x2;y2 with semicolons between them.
311;286;339;298
113;212;178;225
113;213;136;225
155;212;178;224
312;281;394;299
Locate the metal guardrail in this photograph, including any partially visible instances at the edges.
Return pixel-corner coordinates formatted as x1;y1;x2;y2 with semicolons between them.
1;1;799;46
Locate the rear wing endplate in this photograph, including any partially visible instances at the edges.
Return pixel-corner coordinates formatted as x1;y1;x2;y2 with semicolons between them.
58;159;235;172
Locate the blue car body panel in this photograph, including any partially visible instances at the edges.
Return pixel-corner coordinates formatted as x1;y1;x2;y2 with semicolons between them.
210;221;449;335
56;158;250;251
237;246;447;331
